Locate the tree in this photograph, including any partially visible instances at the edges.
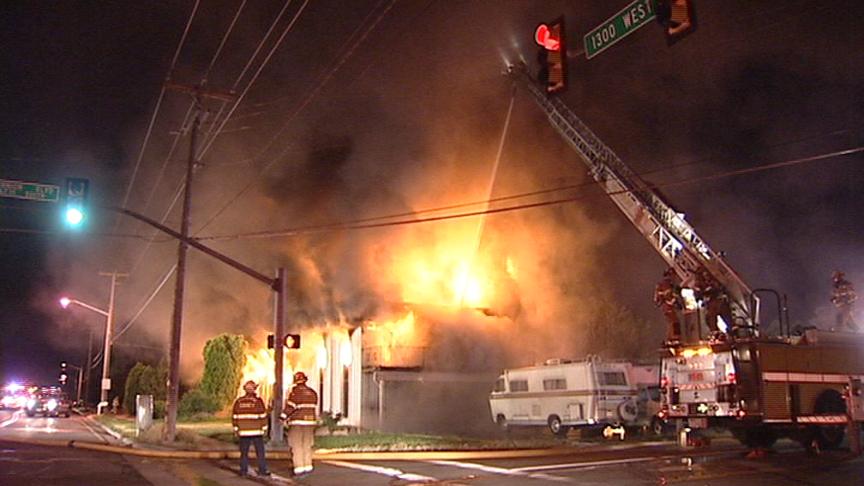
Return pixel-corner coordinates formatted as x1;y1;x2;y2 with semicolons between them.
583;299;662;360
199;333;247;411
122;363;146;414
123;362;167;416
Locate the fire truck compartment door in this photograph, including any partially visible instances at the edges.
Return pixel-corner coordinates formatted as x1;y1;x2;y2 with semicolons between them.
850;378;864;422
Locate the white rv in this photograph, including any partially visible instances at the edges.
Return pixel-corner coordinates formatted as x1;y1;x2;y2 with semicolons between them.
489;357;639;436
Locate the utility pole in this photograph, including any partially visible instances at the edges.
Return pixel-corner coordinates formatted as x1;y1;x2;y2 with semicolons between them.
163;80;236;442
84;327;93;406
97;271;126;405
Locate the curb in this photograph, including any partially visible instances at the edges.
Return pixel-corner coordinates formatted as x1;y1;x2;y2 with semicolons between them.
0;434;631;461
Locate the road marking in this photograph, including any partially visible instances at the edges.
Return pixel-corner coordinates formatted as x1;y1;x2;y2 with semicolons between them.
428;460;572;482
513;456;655;472
0;411;22;428
322;460;437;482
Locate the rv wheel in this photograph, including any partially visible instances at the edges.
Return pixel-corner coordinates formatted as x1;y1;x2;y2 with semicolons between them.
496;414;509;431
650;417;667;436
548;415;568;437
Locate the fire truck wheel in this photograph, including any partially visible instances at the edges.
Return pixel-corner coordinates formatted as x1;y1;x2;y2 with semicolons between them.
495;414;509;431
547;415;568;437
813;389;847;449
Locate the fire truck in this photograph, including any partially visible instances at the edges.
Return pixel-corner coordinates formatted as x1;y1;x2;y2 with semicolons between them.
509;65;864;449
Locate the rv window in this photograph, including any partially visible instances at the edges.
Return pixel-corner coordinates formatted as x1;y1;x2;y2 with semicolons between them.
493;378;505;393
510;380;529;392
542;378;567;391
599;372;627;386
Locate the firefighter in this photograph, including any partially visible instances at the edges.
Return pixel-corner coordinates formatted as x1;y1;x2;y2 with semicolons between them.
831;271;858;331
694;267;732;339
282;371;318;477
654;268;683;343
231;380;270;477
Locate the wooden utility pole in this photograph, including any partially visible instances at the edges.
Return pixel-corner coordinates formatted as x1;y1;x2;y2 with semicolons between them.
163;81;236;442
97;271;127;405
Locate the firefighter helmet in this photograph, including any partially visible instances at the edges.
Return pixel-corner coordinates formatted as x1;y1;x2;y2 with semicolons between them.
293;371;308;384
243;380;258;392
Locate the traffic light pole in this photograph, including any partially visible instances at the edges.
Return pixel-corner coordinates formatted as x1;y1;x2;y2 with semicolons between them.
272;268;287;444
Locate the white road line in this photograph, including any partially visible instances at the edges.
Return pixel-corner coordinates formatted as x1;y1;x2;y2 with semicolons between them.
513;456;655;472
0;411;21;428
322;460;437;482
428;460;572;483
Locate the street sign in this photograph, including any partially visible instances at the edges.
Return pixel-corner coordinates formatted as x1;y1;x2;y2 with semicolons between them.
0;178;60;202
584;0;656;59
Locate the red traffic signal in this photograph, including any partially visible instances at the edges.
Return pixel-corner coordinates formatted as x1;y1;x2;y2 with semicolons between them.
656;0;696;45
284;334;300;349
266;333;301;349
534;17;567;94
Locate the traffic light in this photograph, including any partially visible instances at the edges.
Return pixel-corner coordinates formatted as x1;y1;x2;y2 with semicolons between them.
534;17;567;94
656;0;696;45
59;361;68;385
266;333;301;349
63;177;90;227
284;334;300;349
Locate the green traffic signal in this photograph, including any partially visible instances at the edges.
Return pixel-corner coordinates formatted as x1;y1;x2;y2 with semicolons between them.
65;207;84;226
63;178;89;227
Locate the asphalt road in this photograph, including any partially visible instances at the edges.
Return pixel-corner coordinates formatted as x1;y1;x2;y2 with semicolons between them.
1;411;863;485
0;408;120;444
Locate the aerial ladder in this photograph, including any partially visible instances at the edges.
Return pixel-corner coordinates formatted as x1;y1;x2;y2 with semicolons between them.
508;64;759;337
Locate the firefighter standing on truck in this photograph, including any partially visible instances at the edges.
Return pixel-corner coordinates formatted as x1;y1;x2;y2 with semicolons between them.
231;380;270;477
282;371;318;477
831;271;858;331
694;267;732;339
654;268;683;343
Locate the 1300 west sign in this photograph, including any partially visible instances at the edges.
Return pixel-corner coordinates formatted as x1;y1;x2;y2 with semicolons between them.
584;0;656;59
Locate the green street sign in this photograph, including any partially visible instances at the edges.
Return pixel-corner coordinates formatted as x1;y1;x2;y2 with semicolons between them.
0;178;60;202
584;0;656;59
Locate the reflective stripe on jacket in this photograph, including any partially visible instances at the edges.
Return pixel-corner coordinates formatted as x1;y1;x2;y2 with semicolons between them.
232;395;268;436
282;383;318;425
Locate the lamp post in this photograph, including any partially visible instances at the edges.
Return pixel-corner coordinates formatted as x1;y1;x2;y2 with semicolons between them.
59;272;123;411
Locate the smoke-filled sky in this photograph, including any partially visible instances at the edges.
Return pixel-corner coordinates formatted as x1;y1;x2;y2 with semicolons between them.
1;0;862;385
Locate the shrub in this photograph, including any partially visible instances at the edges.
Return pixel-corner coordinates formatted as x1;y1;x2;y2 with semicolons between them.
178;388;220;418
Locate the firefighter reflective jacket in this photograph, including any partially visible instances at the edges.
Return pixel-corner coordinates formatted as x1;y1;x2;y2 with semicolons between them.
232;394;268;437
281;383;318;425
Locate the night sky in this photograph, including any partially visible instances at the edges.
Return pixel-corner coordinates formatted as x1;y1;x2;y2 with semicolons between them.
1;1;862;389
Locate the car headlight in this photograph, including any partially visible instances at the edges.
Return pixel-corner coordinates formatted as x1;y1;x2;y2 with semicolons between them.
46;399;58;411
27;399;37;409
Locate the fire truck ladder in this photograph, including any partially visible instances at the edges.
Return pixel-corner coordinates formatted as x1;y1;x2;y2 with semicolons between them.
509;65;758;331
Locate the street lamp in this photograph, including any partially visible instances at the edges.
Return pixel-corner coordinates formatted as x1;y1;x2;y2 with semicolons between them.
58;282;118;413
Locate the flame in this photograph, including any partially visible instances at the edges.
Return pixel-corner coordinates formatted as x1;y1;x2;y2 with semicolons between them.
392;227;512;310
239;330;351;404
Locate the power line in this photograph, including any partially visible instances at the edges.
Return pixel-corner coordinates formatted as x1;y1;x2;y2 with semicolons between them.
127;0;311;277
194;0;398;235
196;145;864;241
112;0;201;233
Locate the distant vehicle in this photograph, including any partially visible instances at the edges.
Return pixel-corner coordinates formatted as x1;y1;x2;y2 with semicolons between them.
489;357;639;436
1;383;35;410
25;388;71;418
